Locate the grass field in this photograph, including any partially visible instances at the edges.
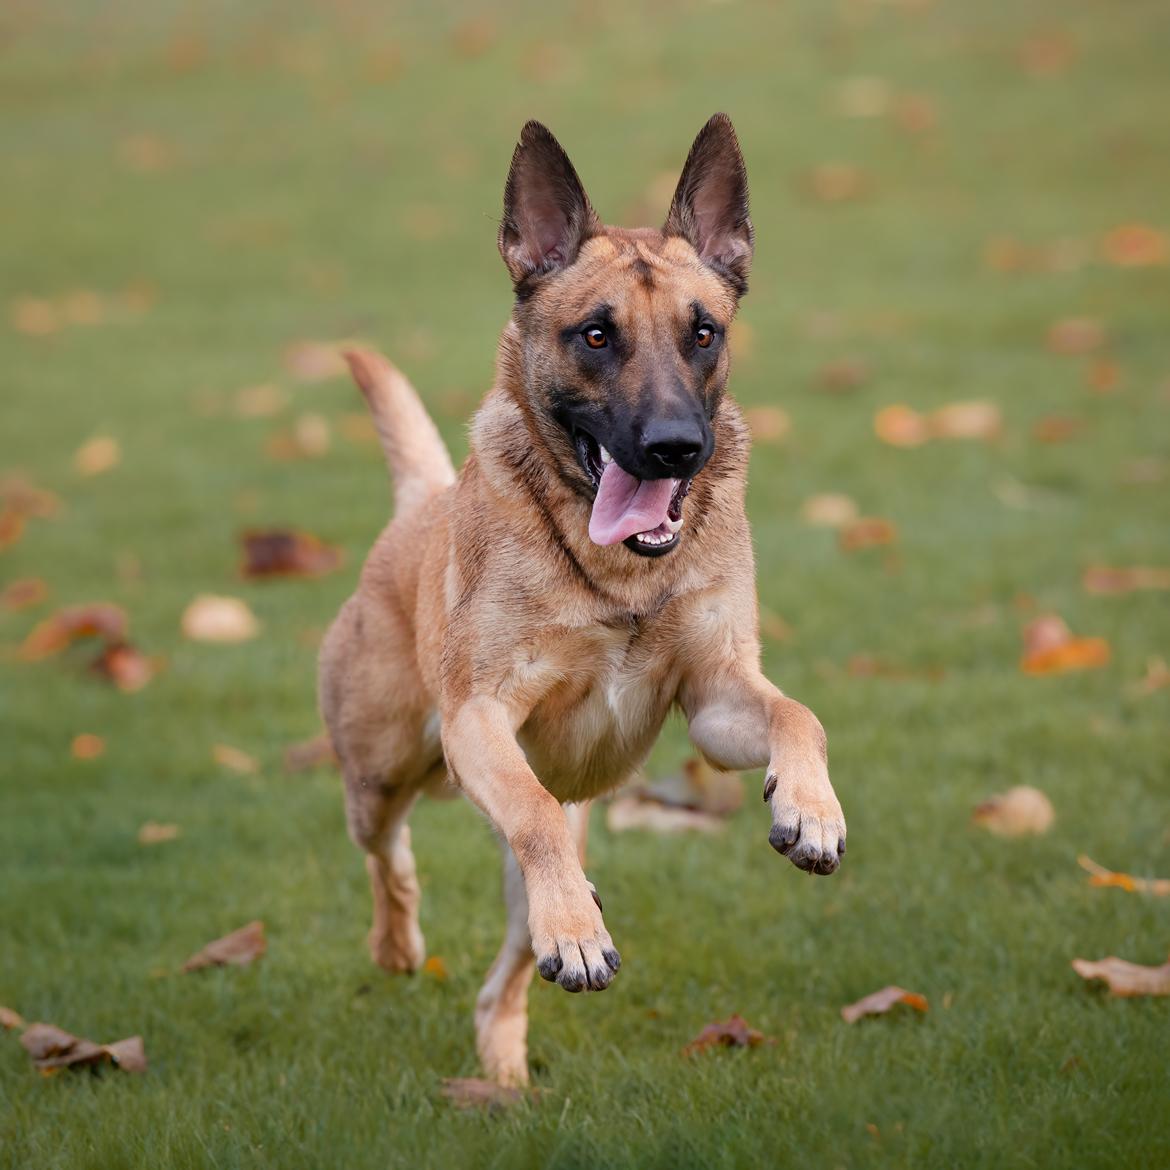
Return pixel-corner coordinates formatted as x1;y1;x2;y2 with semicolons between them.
2;1;1169;1166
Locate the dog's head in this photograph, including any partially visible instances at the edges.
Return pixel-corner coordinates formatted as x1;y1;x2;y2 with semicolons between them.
498;114;753;558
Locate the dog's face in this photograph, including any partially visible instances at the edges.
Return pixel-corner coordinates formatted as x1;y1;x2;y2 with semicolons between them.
498;115;754;558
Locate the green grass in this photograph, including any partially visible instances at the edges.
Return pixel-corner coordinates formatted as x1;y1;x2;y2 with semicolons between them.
2;1;1169;1166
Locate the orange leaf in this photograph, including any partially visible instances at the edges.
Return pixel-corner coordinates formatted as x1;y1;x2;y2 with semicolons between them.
1019;615;1110;675
73;435;121;477
839;517;898;551
10;297;61;337
1;1006;26;1030
138;821;181;845
874;405;929;447
212;743;259;775
804;164;869;203
240;529;343;579
1082;566;1170;595
0;507;24;550
182;921;266;972
1;577;48;610
683;1014;773;1055
1086;359;1122;394
841;986;929;1023
19;602;128;660
1077;855;1170;896
1100;223;1169;269
928;400;1002;441
423;956;449;981
90;642;155;692
1072;955;1170;997
233;383;287;418
972;786;1054;836
1031;415;1082;444
71;733;105;760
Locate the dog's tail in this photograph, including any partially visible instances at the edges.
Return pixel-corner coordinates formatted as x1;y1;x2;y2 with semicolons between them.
343;348;456;515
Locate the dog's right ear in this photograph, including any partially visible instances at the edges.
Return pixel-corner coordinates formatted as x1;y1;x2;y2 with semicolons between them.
499;121;600;287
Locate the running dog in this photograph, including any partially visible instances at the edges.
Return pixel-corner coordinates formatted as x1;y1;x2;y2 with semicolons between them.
319;114;846;1085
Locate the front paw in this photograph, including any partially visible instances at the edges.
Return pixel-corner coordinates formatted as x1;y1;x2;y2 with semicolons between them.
764;772;846;875
530;880;622;993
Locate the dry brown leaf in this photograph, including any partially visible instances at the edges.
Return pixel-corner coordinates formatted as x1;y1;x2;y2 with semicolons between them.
1086;359;1123;395
138;821;180;845
1072;955;1170;997
441;1077;527;1111
282;733;337;773
804;164;868;203
20;602;128;660
90;642;155;692
0;508;25;550
971;786;1054;836
743;406;791;443
1;1006;26;1030
606;794;724;835
423;955;449;981
73;435;121;477
841;986;929;1024
1020;615;1110;675
212;743;259;775
181;594;260;642
1082;566;1170;595
839;517;898;551
1;473;62;519
11;297;61;336
1047;317;1105;355
182;920;266;972
19;1022;146;1074
1077;855;1170;896
60;289;105;326
893;93;938;135
874;405;929;447
71;733;105;760
1100;223;1169;269
816;359;869;393
1031;415;1082;444
683;1015;773;1055
234;383;287;418
1;577;48;610
240;529;343;579
282;340;348;383
801;493;859;528
928;400;1002;441
1129;656;1170;698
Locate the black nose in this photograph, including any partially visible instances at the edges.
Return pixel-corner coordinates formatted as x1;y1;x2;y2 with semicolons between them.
642;419;706;476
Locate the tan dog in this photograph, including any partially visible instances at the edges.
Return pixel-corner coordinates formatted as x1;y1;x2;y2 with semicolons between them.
319;114;846;1085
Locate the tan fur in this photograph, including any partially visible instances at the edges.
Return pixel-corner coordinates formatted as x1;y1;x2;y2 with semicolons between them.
319;126;845;1086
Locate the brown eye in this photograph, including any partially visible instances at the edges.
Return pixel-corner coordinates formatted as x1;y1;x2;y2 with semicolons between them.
696;325;714;348
584;327;607;349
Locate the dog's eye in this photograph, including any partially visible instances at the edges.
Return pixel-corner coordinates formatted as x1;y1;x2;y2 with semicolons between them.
696;325;715;349
583;327;607;349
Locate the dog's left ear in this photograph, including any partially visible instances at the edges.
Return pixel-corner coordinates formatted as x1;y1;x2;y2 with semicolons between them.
664;113;754;296
499;121;601;287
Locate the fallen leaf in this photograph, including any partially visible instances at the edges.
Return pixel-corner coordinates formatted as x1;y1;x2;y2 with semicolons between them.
11;297;60;336
841;986;929;1024
71;734;105;760
928;400;1002;441
1072;955;1170;997
1018;30;1075;77
839;517;898;551
212;743;259;775
1031;415;1082;444
971;786;1054;836
804;163;869;203
893;93;938;135
1047;317;1105;355
1020;615;1110;675
90;641;155;692
1100;223;1169;269
1129;656;1170;697
60;289;105;326
181;594;260;642
283;733;337;773
450;15;495;59
240;529;343;579
441;1077;527;1111
743;405;791;443
1;578;49;610
1083;566;1170;595
423;956;449;981
874;405;929;447
815;359;869;393
20;602;128;660
234;383;287;418
1086;359;1123;395
606;794;724;835
282;340;348;383
683;1014;773;1055
266;412;332;460
19;1022;146;1074
138;821;181;845
1;473;62;519
73;435;121;477
338;412;378;446
1;1006;25;1030
182;921;266;972
0;508;24;550
802;493;859;528
1077;855;1170;896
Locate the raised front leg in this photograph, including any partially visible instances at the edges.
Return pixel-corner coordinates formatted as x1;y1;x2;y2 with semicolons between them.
682;666;846;875
444;696;621;992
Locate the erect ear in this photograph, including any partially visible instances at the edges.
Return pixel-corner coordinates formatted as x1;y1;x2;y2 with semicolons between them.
664;113;754;296
498;121;601;287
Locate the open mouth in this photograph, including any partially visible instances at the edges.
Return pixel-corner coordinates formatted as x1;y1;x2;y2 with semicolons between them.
574;431;691;557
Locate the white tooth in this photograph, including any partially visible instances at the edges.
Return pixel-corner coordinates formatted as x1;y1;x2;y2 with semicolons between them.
666;516;684;535
599;446;613;465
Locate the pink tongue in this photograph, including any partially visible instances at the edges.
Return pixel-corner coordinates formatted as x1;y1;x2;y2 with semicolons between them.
588;462;677;546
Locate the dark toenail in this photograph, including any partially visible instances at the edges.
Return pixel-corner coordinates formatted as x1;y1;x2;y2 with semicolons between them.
763;774;777;803
603;948;622;971
537;955;563;981
769;823;797;854
590;888;603;914
561;972;585;993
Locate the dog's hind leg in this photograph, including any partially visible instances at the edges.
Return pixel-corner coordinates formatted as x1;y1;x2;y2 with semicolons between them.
475;845;535;1085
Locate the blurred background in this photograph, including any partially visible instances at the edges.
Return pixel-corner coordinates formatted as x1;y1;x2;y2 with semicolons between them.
2;1;1168;1167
